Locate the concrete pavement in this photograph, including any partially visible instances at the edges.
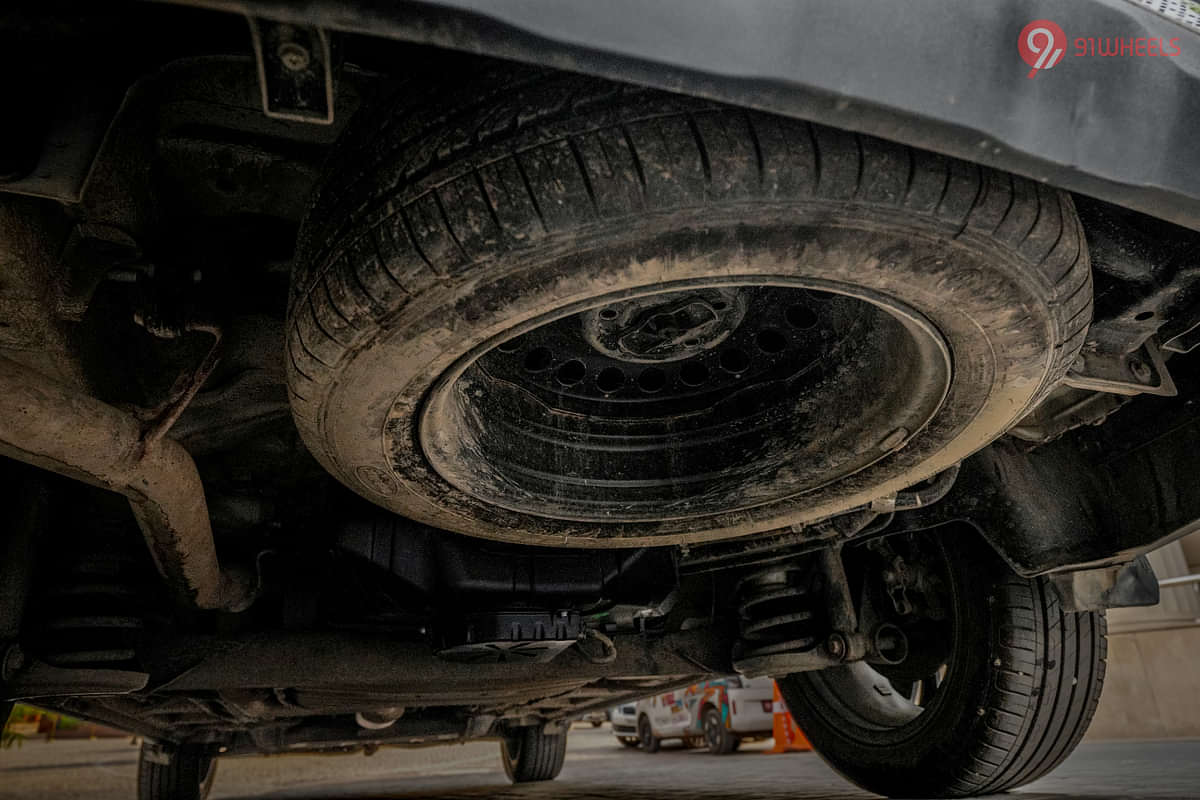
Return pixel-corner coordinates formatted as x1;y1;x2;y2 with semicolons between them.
2;724;1198;799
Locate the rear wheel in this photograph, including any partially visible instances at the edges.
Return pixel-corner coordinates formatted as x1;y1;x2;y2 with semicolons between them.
778;535;1107;798
136;744;216;800
702;707;740;755
500;726;567;783
637;715;660;753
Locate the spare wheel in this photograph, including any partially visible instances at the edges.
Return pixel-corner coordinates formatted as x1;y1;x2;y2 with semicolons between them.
285;68;1091;547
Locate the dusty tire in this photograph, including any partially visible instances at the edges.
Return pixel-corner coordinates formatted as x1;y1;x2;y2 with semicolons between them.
777;537;1107;798
137;745;216;800
702;707;739;755
500;726;567;783
637;715;660;753
287;65;1090;547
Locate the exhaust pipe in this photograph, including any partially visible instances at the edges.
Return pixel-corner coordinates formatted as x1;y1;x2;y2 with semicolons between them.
0;354;255;612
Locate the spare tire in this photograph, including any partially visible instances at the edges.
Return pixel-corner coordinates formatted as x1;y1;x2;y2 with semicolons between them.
286;66;1090;547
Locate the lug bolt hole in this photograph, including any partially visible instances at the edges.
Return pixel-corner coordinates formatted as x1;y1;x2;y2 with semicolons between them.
755;329;787;354
638;368;667;393
680;362;709;387
599;308;618;320
555;360;586;387
720;349;750;374
524;347;553;372
596;367;625;393
786;304;818;330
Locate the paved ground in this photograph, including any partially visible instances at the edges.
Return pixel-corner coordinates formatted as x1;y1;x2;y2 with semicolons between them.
2;725;1198;800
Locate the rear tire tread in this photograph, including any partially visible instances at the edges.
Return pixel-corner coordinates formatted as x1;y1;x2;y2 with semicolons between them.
137;745;215;800
780;539;1106;799
504;726;567;783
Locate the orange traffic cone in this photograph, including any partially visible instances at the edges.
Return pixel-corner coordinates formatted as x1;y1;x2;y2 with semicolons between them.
767;680;811;753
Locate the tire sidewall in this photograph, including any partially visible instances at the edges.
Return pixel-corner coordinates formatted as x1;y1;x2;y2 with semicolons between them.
311;208;1058;546
500;731;523;781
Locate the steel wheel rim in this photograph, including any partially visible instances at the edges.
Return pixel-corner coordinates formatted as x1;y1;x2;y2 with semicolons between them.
417;280;951;527
704;712;722;748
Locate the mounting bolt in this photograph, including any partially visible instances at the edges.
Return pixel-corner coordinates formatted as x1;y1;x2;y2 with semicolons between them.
825;633;848;661
1128;357;1153;383
277;42;311;72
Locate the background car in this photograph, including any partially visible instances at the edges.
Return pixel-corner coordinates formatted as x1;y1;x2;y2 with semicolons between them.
634;677;775;755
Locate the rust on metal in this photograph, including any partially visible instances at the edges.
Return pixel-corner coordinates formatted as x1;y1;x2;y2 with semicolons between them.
0;354;255;611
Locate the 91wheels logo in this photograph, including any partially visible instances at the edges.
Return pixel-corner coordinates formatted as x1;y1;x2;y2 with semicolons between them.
1019;20;1066;77
1019;18;1183;78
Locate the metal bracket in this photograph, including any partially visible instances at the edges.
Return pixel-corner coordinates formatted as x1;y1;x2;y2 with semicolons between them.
248;18;337;124
2;644;148;701
1163;316;1200;354
140;743;174;766
1064;337;1176;397
1050;556;1161;612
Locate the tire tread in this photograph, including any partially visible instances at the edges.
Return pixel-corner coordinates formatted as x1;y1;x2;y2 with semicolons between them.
506;727;567;783
951;577;1107;796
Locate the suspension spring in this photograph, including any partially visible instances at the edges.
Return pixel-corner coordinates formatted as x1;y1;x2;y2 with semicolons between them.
30;552;149;670
25;510;162;673
736;563;822;659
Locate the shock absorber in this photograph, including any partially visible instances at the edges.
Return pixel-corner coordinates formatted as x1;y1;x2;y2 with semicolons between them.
735;562;823;660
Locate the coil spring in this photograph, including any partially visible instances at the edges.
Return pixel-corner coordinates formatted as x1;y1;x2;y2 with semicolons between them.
736;564;820;658
30;550;151;671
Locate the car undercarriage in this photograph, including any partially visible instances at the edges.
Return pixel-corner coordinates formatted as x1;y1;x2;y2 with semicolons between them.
2;2;1200;798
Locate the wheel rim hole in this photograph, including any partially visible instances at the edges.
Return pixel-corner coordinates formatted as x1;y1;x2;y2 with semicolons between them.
680;362;709;387
596;367;625;393
755;329;787;354
786;304;818;330
598;308;618;320
555;360;586;387
524;347;553;372
711;301;728;311
720;349;750;374
637;367;667;393
1135;310;1155;321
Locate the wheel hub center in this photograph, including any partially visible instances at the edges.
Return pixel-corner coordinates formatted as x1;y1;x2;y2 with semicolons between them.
582;288;745;363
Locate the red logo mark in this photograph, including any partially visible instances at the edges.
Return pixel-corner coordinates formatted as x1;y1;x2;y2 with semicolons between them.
1019;20;1067;78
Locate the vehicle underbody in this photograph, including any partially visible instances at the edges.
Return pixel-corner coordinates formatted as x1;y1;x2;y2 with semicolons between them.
2;2;1199;798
